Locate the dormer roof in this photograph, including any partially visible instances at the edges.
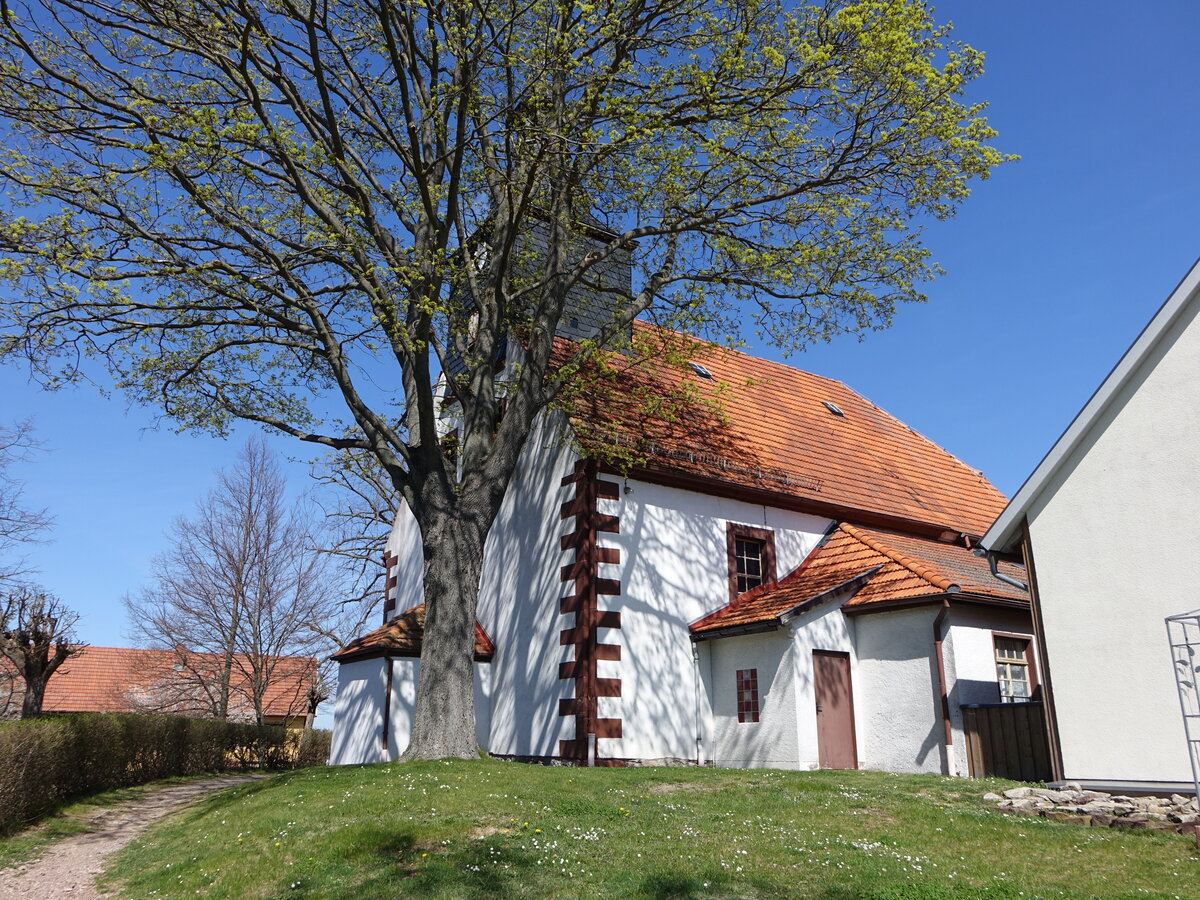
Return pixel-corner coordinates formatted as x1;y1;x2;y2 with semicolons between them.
331;605;495;663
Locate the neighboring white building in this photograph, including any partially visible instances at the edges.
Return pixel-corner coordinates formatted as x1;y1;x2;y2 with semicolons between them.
980;257;1200;790
332;325;1034;774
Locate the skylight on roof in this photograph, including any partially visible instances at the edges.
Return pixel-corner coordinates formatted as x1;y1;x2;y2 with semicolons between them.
822;400;845;417
688;361;714;379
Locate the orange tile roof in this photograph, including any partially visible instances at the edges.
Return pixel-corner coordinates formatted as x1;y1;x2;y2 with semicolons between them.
565;325;1007;537
2;646;316;721
331;605;495;663
690;523;1027;636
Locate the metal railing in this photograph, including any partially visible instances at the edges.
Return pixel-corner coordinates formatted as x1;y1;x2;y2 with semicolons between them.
1165;610;1200;801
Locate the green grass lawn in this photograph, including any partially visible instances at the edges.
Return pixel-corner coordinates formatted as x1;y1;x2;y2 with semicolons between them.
98;760;1198;899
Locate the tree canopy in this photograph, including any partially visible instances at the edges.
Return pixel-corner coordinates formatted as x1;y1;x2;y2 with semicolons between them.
0;0;1009;757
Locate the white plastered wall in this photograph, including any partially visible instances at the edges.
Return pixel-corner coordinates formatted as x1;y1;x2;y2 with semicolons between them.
601;477;831;762
361;416;831;764
330;658;386;765
784;593;861;770
1023;295;1200;784
706;631;798;768
383;658;492;759
476;413;581;757
379;412;579;759
703;597;1033;774
331;657;492;763
854;606;946;774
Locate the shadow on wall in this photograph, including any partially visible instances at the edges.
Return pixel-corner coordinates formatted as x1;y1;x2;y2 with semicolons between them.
612;481;827;764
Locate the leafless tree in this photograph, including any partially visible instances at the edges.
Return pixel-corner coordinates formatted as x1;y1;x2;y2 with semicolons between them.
310;448;398;620
0;585;85;718
303;449;398;720
126;438;334;725
0;420;51;586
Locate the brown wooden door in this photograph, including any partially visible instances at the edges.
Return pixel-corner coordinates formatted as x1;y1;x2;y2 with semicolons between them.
813;650;857;769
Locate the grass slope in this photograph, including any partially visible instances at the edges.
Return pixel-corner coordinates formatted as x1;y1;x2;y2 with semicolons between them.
101;761;1197;899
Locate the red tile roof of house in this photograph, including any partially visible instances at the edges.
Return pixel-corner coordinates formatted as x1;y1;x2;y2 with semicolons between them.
3;646;316;721
690;523;1027;636
331;605;495;663
567;326;1007;537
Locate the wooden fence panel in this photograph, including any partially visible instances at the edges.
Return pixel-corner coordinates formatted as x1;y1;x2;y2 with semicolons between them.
962;703;1052;782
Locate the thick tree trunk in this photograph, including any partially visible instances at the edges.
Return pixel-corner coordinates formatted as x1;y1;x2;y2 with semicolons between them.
401;504;491;761
20;676;45;718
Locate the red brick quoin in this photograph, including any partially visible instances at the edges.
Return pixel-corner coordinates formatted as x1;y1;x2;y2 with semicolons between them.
558;459;623;764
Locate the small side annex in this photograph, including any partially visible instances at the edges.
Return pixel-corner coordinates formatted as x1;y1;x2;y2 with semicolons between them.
329;605;495;766
692;523;1031;775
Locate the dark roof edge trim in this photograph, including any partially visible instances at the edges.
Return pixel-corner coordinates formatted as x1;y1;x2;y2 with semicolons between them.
331;646;494;664
689;621;780;643
841;591;1031;618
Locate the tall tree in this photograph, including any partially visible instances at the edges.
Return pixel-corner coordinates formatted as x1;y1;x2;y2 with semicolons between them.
0;585;85;718
0;0;1009;757
125;438;331;725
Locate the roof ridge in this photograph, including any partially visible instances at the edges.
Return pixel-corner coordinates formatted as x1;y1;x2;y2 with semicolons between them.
839;523;955;591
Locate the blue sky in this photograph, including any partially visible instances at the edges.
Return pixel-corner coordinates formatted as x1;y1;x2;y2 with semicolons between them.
2;0;1198;655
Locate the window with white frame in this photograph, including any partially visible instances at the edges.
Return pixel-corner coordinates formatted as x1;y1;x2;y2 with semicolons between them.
994;636;1033;702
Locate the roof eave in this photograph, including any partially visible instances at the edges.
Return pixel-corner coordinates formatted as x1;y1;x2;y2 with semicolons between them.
841;590;1030;617
982;256;1200;554
330;645;494;664
689;620;781;643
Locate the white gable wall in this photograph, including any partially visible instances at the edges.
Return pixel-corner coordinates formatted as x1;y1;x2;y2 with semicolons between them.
604;477;831;761
1020;294;1200;784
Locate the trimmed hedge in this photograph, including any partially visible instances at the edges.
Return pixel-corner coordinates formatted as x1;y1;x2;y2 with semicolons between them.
0;713;330;835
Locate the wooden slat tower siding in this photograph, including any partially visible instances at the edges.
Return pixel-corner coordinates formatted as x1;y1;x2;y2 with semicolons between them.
962;703;1052;781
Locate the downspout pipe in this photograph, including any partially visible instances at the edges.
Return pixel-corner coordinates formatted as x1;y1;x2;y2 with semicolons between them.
974;547;1029;592
933;598;958;777
692;643;706;766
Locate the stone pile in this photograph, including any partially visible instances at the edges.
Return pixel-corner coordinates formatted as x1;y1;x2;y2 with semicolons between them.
986;785;1199;834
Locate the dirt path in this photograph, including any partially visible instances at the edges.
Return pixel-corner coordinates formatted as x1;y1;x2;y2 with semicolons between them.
0;775;263;899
